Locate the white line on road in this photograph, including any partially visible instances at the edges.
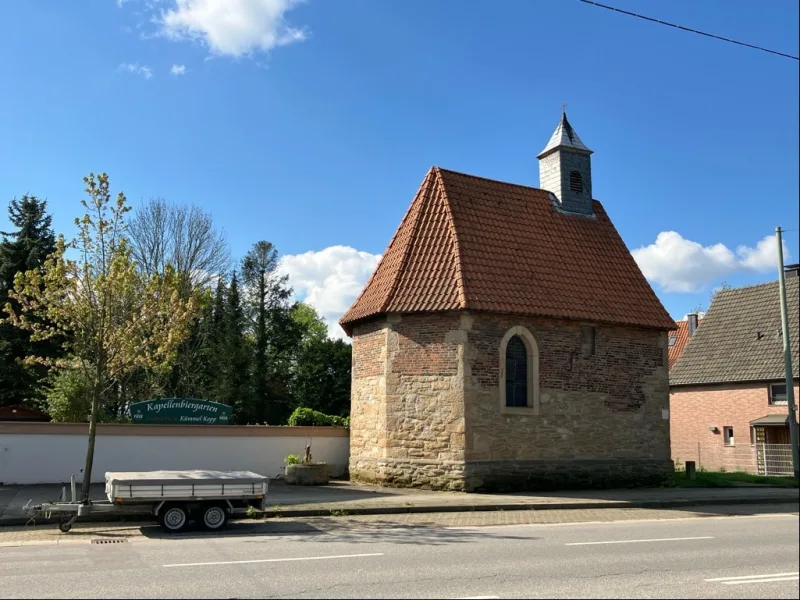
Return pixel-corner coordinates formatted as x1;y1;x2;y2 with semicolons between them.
705;572;799;585
565;536;714;546
722;577;799;585
163;552;384;568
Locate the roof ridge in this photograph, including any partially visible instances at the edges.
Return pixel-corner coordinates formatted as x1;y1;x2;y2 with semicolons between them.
380;170;436;314
433;168;468;309
342;169;432;322
716;279;783;295
435;166;550;195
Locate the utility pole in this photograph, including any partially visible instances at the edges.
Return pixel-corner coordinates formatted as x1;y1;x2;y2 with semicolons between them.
776;227;799;480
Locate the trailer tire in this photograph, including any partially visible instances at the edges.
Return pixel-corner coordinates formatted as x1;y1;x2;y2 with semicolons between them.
201;503;228;531
58;516;73;533
158;504;189;533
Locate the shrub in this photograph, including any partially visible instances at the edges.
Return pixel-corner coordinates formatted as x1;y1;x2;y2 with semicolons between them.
285;454;300;465
287;407;349;428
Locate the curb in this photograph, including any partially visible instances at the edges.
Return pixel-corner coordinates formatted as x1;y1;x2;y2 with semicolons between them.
1;495;797;528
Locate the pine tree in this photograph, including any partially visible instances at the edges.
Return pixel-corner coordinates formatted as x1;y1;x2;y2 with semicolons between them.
210;272;254;422
0;195;59;407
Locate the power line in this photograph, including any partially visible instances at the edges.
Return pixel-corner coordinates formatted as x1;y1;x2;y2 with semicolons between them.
579;0;799;61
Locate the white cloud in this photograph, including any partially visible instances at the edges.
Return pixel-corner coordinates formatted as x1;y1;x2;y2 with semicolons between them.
632;231;791;293
278;246;381;340
170;64;187;75
157;0;308;58
117;62;153;79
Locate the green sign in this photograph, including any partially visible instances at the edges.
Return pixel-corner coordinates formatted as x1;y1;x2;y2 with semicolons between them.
130;398;232;425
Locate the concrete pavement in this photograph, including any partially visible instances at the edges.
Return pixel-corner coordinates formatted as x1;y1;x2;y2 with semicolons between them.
2;479;798;526
1;507;797;598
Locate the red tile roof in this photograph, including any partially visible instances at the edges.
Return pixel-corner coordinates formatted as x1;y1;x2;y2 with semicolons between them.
340;167;676;335
668;319;701;370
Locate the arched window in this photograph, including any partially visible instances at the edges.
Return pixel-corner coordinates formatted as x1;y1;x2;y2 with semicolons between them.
569;171;583;193
505;336;528;407
499;326;540;414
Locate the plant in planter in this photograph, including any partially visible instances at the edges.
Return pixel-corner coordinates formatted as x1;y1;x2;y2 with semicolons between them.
284;445;330;486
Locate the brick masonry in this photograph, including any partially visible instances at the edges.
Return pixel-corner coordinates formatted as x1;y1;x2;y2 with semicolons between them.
670;382;798;472
349;311;673;492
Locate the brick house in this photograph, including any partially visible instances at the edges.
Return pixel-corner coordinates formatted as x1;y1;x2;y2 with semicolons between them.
339;113;677;492
669;269;799;475
668;313;701;370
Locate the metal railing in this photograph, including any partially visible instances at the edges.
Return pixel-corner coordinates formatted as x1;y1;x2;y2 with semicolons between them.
676;442;796;477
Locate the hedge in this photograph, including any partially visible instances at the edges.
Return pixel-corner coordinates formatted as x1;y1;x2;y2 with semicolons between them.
287;407;349;428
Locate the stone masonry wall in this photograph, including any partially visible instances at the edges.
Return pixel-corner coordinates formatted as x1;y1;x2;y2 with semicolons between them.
463;312;672;491
349;313;467;490
349;320;388;468
349;311;673;492
670;382;796;473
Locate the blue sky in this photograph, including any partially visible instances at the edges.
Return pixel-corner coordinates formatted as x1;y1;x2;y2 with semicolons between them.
1;0;798;337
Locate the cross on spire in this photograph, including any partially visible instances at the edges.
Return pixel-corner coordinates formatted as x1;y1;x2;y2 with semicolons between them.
561;102;567;114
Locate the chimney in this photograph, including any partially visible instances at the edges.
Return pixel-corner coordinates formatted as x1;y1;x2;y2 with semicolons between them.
688;313;698;337
785;263;800;279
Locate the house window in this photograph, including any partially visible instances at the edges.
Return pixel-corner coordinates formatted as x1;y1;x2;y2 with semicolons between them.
723;426;734;446
499;326;540;414
505;336;528;407
581;325;596;357
569;171;583;193
769;383;788;405
668;335;677;347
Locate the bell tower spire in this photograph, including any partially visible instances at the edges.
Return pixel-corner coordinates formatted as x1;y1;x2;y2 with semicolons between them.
537;110;594;216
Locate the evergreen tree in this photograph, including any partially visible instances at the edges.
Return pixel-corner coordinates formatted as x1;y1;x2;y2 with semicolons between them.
210;272;253;422
294;337;352;418
242;241;300;424
0;195;59;407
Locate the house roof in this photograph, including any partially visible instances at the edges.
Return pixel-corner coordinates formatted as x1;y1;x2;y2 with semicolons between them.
750;414;789;427
0;404;51;422
670;278;800;386
340;167;675;335
537;112;593;158
668;318;702;370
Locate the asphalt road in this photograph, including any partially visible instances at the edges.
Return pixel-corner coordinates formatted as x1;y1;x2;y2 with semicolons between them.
1;512;798;599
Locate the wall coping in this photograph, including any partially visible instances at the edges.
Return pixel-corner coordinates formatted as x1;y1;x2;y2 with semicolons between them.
0;422;349;437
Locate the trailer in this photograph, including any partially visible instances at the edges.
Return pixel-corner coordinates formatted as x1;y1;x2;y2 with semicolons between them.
26;470;269;533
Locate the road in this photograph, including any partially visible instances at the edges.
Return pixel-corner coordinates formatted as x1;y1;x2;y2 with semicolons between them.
1;511;798;599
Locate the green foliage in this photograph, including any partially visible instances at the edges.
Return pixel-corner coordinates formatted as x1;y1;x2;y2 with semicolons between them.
287;406;349;427
0;195;60;408
45;366;93;423
3;173;198;496
293;337;352;418
241;240;302;425
284;454;300;465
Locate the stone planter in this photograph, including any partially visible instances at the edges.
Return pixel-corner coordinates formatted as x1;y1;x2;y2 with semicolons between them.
285;463;330;486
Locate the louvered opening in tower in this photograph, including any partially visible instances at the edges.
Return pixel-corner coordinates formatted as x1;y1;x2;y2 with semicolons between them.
569;171;583;193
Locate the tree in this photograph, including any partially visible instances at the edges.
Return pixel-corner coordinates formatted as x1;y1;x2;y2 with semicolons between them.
291;302;328;348
3;173;197;498
293;337;352;418
128;197;230;293
0;195;59;408
128;198;229;398
209;271;253;422
241;241;300;424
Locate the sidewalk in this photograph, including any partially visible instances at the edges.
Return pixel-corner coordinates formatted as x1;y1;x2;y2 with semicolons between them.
1;479;797;527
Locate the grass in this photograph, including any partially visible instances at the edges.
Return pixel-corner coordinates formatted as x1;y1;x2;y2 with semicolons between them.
674;470;799;488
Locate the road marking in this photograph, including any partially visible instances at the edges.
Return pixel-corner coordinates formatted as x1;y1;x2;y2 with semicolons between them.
705;572;799;585
163;552;384;568
565;536;713;546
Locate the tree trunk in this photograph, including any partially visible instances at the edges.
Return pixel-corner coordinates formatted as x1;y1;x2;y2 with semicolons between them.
81;380;101;500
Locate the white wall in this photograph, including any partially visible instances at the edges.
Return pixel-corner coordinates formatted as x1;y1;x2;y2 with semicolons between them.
0;425;349;484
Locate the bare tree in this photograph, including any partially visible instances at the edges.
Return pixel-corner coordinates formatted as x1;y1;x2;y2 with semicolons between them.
129;197;230;292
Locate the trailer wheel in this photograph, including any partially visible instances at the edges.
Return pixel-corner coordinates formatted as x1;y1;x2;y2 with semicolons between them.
158;504;188;533
201;504;228;531
58;515;73;533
